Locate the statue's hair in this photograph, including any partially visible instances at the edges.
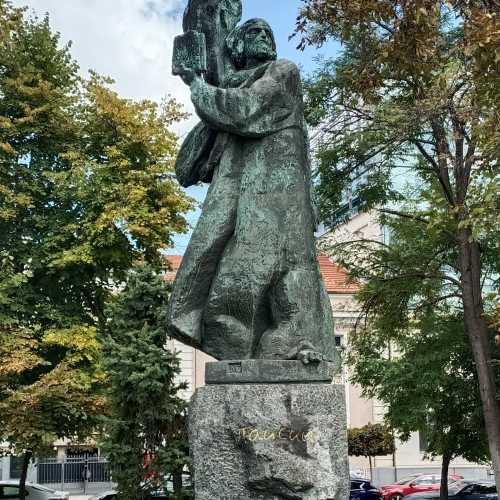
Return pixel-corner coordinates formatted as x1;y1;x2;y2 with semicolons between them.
226;18;277;69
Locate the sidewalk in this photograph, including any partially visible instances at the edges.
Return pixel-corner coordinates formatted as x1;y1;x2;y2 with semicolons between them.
69;496;91;499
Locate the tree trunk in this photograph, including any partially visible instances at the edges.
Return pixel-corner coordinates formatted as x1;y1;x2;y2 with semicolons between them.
457;229;500;491
173;466;183;498
368;455;373;481
19;451;32;500
439;451;452;500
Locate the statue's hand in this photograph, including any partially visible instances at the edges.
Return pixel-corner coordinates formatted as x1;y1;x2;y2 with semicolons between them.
178;64;198;86
285;341;325;365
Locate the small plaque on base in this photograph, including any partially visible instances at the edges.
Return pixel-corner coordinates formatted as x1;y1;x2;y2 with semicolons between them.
205;359;336;385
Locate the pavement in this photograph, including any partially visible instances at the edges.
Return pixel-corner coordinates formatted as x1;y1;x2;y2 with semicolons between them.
69;496;91;499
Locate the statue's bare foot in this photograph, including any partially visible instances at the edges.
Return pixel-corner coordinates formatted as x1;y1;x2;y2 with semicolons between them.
297;349;325;365
285;341;325;365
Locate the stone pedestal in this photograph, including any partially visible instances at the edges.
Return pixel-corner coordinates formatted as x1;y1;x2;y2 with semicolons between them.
189;361;349;500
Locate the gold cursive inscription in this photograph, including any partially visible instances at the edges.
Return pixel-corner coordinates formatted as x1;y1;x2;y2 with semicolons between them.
239;426;318;444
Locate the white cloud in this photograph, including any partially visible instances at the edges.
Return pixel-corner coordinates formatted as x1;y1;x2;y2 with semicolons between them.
11;0;196;135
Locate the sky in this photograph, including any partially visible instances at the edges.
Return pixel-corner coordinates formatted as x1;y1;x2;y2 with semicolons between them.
11;0;340;254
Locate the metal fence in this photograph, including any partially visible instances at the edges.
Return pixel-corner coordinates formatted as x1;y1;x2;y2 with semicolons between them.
36;456;112;493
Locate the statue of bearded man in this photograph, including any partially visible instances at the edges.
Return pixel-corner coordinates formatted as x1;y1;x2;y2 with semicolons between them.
168;18;338;366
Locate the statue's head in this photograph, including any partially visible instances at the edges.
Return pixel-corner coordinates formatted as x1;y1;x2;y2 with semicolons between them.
226;18;277;69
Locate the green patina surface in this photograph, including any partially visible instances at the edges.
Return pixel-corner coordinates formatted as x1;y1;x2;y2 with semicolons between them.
169;0;338;367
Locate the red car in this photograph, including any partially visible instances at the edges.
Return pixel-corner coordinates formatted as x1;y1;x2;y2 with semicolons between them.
380;474;463;500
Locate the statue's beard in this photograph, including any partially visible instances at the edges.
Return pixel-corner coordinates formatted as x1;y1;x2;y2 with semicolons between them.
245;42;274;62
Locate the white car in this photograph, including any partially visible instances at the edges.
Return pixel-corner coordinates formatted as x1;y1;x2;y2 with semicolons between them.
88;491;116;500
0;481;69;500
89;490;170;499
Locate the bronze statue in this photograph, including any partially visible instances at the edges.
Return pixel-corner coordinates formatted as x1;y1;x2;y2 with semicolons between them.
168;1;338;366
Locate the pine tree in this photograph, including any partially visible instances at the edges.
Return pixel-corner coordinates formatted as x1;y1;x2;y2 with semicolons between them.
103;266;192;500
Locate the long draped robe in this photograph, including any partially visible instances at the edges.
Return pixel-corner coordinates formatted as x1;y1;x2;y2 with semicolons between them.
167;58;338;363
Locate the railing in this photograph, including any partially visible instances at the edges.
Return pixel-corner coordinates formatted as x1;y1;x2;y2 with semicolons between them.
36;456;112;493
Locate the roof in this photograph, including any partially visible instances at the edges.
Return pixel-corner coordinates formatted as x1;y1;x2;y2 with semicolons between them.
164;255;183;282
317;255;359;294
165;254;358;295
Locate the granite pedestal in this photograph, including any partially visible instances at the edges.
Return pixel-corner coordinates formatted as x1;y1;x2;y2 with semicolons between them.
189;360;349;500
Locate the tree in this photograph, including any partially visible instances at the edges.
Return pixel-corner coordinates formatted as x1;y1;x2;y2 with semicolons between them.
296;0;500;489
102;266;192;500
0;324;107;499
348;423;395;479
321;181;498;498
0;2;192;496
349;309;491;500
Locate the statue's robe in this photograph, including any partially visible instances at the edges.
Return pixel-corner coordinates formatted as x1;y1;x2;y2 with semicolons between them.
168;59;337;363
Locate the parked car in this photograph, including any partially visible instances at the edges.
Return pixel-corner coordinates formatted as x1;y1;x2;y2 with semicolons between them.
380;474;464;500
89;491;116;500
404;480;497;500
89;490;168;500
351;478;383;500
0;481;69;500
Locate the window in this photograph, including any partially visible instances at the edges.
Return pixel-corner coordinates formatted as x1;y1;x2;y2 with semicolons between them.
463;484;497;495
335;335;343;348
414;476;434;485
396;475;419;485
351;481;367;490
456;484;496;496
479;485;496;494
0;485;27;498
459;485;475;495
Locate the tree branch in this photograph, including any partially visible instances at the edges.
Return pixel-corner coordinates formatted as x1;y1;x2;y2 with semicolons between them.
410;293;464;312
463;142;477;190
413;140;439;170
323;238;390;249
374;20;395;35
378;208;429;225
378;208;457;241
374;271;462;289
430;120;456;206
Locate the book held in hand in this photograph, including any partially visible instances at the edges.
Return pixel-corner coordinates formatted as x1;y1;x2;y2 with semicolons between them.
172;30;207;77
